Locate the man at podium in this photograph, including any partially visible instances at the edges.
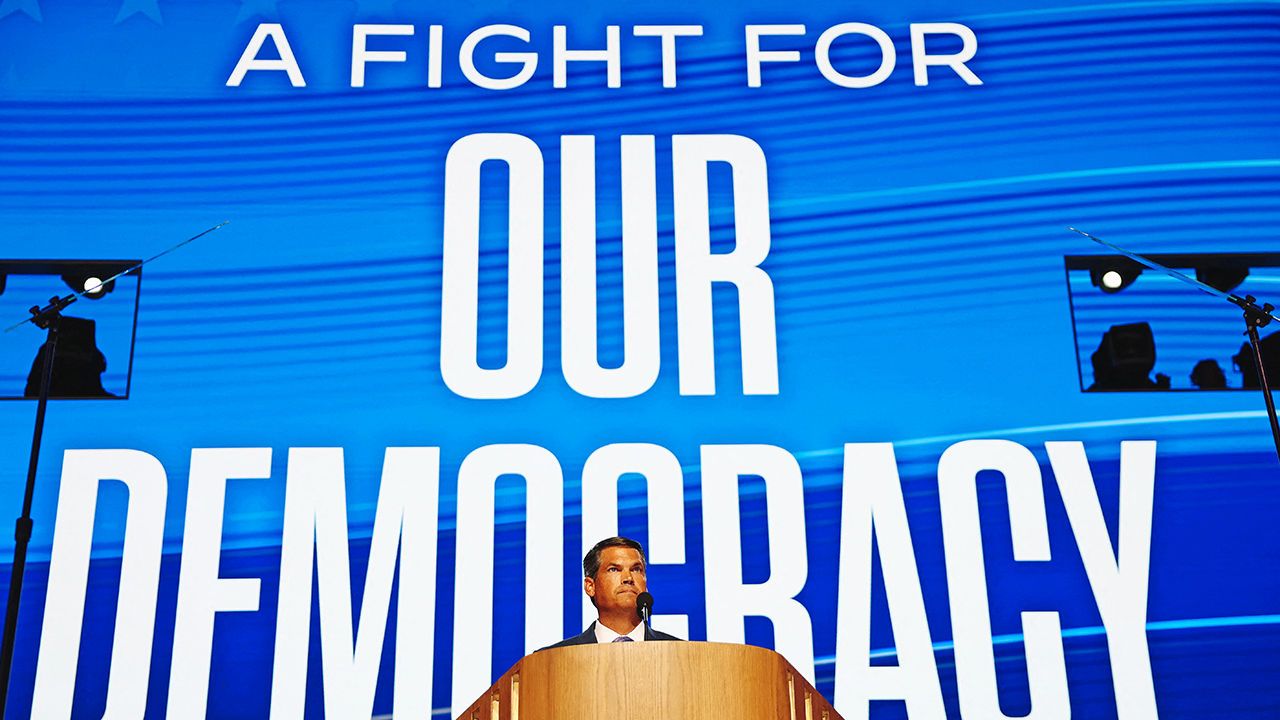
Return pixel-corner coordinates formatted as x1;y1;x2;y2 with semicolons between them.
545;537;682;647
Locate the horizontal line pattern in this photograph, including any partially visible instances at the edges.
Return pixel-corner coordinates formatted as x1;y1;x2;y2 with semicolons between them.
1;5;1278;720
95;171;1278;386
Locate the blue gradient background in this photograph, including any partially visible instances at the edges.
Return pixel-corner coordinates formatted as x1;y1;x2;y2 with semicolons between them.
1;0;1279;717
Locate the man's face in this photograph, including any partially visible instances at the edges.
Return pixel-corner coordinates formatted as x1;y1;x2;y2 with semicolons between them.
584;546;647;614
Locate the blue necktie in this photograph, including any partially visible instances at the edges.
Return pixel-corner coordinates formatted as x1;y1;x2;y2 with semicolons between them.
612;636;633;643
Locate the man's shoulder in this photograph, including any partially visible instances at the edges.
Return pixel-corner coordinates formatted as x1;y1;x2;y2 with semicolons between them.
538;622;684;652
539;625;597;651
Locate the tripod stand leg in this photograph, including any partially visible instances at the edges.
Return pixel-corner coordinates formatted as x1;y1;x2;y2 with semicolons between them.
1245;320;1280;466
0;322;59;718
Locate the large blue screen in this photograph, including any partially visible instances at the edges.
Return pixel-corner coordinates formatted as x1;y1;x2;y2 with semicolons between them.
1;1;1278;718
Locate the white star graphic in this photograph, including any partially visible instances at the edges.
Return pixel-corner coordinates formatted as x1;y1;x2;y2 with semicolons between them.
0;0;41;22
234;0;278;24
114;0;161;24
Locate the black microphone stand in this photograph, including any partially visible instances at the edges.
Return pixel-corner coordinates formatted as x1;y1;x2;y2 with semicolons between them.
1235;294;1280;464
0;221;227;718
0;293;77;718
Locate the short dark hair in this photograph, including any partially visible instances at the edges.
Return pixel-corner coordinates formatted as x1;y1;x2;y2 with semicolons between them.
583;536;646;579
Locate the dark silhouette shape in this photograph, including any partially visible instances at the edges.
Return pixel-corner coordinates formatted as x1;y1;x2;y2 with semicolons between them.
1195;266;1249;294
24;316;114;398
1233;331;1280;389
1088;322;1170;391
1190;359;1228;389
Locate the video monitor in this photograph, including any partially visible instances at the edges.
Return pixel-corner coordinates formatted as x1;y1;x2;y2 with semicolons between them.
1065;253;1280;392
0;260;140;400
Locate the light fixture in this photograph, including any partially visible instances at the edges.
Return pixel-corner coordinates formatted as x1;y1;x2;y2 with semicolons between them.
1089;265;1142;294
61;271;114;299
1195;266;1249;294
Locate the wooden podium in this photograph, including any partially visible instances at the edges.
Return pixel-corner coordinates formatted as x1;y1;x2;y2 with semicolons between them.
454;642;844;720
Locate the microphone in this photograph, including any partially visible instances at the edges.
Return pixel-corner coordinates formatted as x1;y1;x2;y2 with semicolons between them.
636;591;654;627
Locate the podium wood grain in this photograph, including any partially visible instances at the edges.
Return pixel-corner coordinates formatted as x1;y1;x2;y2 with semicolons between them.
454;642;842;720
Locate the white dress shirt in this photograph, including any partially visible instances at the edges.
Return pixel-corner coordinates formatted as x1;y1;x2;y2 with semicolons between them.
593;620;646;643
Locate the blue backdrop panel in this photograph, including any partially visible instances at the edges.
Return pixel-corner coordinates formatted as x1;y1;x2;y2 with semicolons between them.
1;0;1278;718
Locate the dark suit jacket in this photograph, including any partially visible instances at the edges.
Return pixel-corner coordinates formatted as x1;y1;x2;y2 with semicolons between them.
541;621;682;650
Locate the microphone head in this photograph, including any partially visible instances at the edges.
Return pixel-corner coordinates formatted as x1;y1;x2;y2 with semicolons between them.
636;591;654;620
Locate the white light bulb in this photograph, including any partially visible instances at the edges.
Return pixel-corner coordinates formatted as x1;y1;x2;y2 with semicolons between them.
84;277;102;293
1102;270;1123;290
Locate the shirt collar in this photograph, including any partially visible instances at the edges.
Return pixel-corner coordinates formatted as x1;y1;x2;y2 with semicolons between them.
593;620;646;643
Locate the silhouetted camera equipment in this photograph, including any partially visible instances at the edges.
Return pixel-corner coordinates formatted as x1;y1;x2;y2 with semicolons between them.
1190;359;1228;389
1233;332;1280;390
1089;322;1170;390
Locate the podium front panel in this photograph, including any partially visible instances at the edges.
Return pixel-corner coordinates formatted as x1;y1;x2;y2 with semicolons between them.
454;642;841;720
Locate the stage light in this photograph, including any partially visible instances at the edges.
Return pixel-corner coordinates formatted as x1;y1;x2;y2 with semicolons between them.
61;271;114;299
1089;265;1142;294
1195;266;1249;294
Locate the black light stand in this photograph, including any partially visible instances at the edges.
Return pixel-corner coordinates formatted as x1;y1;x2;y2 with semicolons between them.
1235;294;1280;465
0;293;76;718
